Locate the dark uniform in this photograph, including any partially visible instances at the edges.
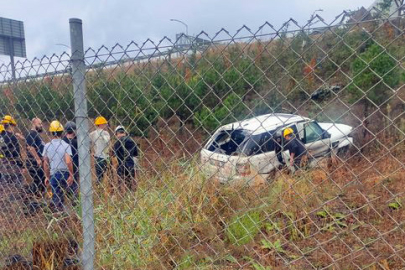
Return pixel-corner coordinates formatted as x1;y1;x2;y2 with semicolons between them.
26;130;45;195
0;129;5;180
274;137;284;166
63;135;79;198
113;136;138;191
284;137;307;169
0;131;24;186
63;136;78;178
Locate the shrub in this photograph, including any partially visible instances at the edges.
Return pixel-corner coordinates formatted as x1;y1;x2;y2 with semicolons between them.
226;211;261;245
348;43;399;108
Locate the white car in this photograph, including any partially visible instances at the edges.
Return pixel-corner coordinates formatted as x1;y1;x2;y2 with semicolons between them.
200;113;353;184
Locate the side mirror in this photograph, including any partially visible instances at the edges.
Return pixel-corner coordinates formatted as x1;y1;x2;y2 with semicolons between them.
322;131;331;139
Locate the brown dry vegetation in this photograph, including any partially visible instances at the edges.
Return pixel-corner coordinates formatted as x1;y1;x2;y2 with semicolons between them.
147;150;405;269
0;124;404;269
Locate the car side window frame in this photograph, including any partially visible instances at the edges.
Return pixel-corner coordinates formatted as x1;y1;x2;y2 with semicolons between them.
296;121;306;143
304;121;325;144
260;131;276;153
243;130;276;156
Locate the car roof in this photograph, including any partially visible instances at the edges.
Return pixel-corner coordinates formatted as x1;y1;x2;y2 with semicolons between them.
221;113;310;135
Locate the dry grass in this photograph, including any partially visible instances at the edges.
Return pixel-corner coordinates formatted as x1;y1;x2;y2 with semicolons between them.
90;149;405;269
0;146;404;269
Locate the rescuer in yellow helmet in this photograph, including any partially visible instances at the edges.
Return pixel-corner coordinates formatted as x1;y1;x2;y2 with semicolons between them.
0;115;24;190
90;116;111;184
1;115;17;126
283;127;307;172
42;120;74;212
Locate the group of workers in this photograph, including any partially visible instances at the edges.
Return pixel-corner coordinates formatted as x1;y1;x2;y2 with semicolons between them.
0;115;138;213
0;112;308;212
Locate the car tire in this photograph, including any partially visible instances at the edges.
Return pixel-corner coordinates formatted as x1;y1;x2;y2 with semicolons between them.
336;145;350;161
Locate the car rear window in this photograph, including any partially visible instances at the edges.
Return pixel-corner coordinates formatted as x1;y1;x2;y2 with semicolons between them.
206;129;250;155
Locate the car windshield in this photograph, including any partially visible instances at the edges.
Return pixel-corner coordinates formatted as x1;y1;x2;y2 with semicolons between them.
206;129;250;155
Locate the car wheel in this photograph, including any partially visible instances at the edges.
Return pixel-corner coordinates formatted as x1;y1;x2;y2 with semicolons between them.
336;145;350;161
266;169;277;183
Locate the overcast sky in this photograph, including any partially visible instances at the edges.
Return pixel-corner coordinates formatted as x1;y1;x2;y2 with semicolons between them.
1;0;375;64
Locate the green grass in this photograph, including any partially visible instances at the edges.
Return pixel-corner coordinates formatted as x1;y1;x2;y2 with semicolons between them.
226;211;261;245
91;161;321;268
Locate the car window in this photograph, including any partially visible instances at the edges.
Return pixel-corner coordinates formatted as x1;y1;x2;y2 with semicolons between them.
206;129;250;155
305;122;324;143
261;132;275;153
242;134;261;156
242;131;275;156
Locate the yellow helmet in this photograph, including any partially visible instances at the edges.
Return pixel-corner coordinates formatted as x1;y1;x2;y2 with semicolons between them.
0;124;4;133
95;116;108;126
1;115;17;125
49;120;64;132
283;127;294;138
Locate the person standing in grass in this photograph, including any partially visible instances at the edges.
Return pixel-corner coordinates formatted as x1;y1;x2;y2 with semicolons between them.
42;121;74;212
0;124;5;181
25;118;46;197
63;121;79;204
90;116;110;185
113;126;138;192
0;115;24;190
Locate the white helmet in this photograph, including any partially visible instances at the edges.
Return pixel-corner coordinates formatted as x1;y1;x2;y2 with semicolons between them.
114;125;126;134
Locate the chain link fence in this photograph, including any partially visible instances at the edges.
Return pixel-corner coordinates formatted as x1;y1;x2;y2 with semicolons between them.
0;8;404;270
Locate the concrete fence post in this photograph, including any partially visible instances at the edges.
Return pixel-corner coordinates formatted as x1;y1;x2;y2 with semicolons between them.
69;18;95;270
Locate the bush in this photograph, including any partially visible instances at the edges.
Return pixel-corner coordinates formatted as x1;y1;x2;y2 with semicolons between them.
226;211;261;245
15;83;74;121
194;93;247;131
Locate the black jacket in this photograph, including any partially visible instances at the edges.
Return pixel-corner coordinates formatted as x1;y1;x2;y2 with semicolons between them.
1;131;23;167
113;136;138;167
63;136;79;173
284;137;307;162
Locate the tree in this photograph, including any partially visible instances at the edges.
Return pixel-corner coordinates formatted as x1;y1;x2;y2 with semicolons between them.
348;43;399;117
194;93;247;131
15;83;74;120
378;0;404;17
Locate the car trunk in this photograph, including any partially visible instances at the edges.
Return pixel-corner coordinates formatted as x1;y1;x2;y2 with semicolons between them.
201;129;252;181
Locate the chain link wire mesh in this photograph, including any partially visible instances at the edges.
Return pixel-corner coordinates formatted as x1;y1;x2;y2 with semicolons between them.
0;7;405;269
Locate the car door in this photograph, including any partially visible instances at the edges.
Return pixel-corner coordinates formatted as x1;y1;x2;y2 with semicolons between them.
300;121;331;158
244;132;279;174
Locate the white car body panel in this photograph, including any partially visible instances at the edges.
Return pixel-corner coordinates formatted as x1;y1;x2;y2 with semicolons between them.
318;122;354;149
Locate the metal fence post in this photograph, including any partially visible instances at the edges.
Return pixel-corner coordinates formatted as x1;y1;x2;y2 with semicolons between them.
69;18;95;270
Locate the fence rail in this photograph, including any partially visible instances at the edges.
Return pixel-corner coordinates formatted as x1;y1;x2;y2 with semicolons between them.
0;8;404;270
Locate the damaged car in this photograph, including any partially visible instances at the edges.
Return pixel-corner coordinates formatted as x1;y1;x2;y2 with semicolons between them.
200;113;353;184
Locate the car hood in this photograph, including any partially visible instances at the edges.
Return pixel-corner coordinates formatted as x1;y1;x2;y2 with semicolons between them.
318;122;353;140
